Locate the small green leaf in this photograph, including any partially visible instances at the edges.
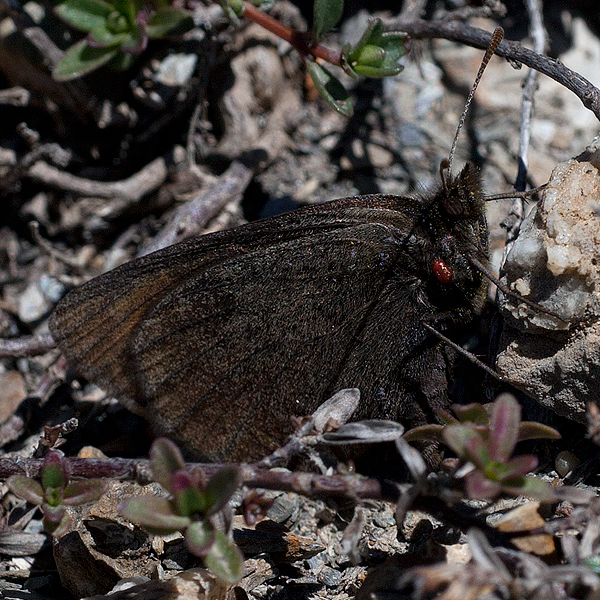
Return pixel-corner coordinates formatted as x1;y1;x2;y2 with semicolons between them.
204;466;241;516
55;0;113;33
342;20;407;78
7;476;44;505
53;39;119;81
185;520;216;556
42;452;67;491
346;19;382;64
45;487;64;507
403;424;445;443
63;479;108;506
88;22;130;47
518;422;561;442
306;61;353;116
435;409;459;425
119;496;191;534
111;0;139;23
146;7;194;38
105;10;130;34
503;476;558;502
205;530;245;585
312;0;343;42
352;44;384;68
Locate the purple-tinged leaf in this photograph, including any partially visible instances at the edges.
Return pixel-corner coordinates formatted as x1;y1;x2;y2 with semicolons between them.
442;423;483;458
205;530;245;585
518;422;561;442
63;479;108;506
403;424;444;442
119;496;190;534
7;476;44;505
120;23;148;55
500;455;539;481
452;403;490;425
465;471;501;500
43;507;70;537
463;435;491;470
42;503;66;526
150;438;186;493
42;451;67;490
185;520;215;557
489;394;521;462
204;467;242;517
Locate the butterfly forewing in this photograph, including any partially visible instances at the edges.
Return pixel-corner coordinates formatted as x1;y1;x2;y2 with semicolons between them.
50;178;487;461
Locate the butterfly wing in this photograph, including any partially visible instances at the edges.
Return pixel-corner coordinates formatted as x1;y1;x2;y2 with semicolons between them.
50;195;454;461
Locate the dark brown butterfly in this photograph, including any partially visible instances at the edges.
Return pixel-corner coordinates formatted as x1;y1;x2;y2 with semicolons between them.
49;32;502;463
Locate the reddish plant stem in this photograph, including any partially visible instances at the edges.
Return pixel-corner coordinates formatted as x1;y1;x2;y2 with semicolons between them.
242;1;341;66
0;456;398;501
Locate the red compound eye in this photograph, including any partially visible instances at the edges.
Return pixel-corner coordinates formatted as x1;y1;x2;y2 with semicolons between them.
433;258;453;283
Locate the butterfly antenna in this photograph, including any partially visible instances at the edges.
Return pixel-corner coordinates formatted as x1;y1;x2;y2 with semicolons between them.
422;323;506;381
444;27;504;177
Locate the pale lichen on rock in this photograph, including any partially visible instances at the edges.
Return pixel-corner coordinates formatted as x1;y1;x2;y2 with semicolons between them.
498;145;600;421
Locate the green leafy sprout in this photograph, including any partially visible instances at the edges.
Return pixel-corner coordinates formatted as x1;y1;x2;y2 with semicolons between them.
404;394;561;502
7;450;108;537
53;0;194;81
242;0;409;115
119;438;245;585
52;0;409;116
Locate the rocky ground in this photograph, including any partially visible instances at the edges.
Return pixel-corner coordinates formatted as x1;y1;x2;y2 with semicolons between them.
1;0;600;598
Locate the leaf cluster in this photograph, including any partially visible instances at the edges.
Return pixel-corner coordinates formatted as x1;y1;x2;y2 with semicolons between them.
53;0;193;80
51;0;409;116
119;438;245;585
405;394;561;501
8;450;107;537
286;0;408;115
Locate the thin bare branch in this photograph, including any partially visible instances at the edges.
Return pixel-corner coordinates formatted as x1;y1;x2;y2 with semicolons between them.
388;18;600;122
0;333;55;358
